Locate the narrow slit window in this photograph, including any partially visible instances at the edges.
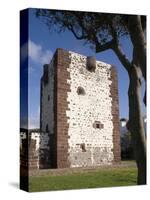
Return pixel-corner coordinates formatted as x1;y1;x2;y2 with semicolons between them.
43;64;49;85
80;143;86;152
46;124;49;132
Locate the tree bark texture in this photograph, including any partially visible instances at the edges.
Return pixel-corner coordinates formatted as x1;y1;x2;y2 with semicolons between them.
128;15;146;106
127;65;146;185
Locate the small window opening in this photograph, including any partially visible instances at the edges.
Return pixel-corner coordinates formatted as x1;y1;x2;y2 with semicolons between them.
93;121;104;129
48;95;50;101
43;64;49;85
46;124;49;132
80;143;86;152
77;87;85;95
96;123;100;129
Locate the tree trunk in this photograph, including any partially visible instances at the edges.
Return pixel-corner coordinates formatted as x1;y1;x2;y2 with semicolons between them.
112;43;146;184
127;65;146;185
127;15;146;106
128;16;146;80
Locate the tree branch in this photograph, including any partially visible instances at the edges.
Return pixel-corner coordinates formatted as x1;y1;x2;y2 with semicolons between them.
96;40;114;53
112;44;132;72
68;24;87;40
96;38;132;73
96;21;132;72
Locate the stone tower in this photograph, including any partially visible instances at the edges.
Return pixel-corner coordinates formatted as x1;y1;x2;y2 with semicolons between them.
40;48;120;168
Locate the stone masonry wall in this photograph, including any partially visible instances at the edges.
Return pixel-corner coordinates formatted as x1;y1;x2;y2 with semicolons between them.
55;49;71;168
40;57;56;168
20;49;120;170
66;51;119;167
110;67;121;162
20;130;50;169
40;49;71;168
20;130;39;169
40;60;54;134
40;48;120;168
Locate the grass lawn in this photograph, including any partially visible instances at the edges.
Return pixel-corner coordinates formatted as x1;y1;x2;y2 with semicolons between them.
29;164;137;192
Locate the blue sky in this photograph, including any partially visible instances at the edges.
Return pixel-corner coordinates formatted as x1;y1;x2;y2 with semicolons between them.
25;8;146;128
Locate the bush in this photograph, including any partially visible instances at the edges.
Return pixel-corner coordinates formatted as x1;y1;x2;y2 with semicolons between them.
121;132;134;160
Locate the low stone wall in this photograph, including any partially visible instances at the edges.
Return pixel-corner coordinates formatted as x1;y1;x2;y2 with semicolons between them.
20;129;51;169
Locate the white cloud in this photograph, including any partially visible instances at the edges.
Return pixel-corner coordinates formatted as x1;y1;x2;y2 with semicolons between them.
20;42;28;62
29;118;40;129
29;40;52;64
20;39;52;64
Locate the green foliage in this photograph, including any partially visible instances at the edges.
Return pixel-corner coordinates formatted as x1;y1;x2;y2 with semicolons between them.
121;132;134;160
